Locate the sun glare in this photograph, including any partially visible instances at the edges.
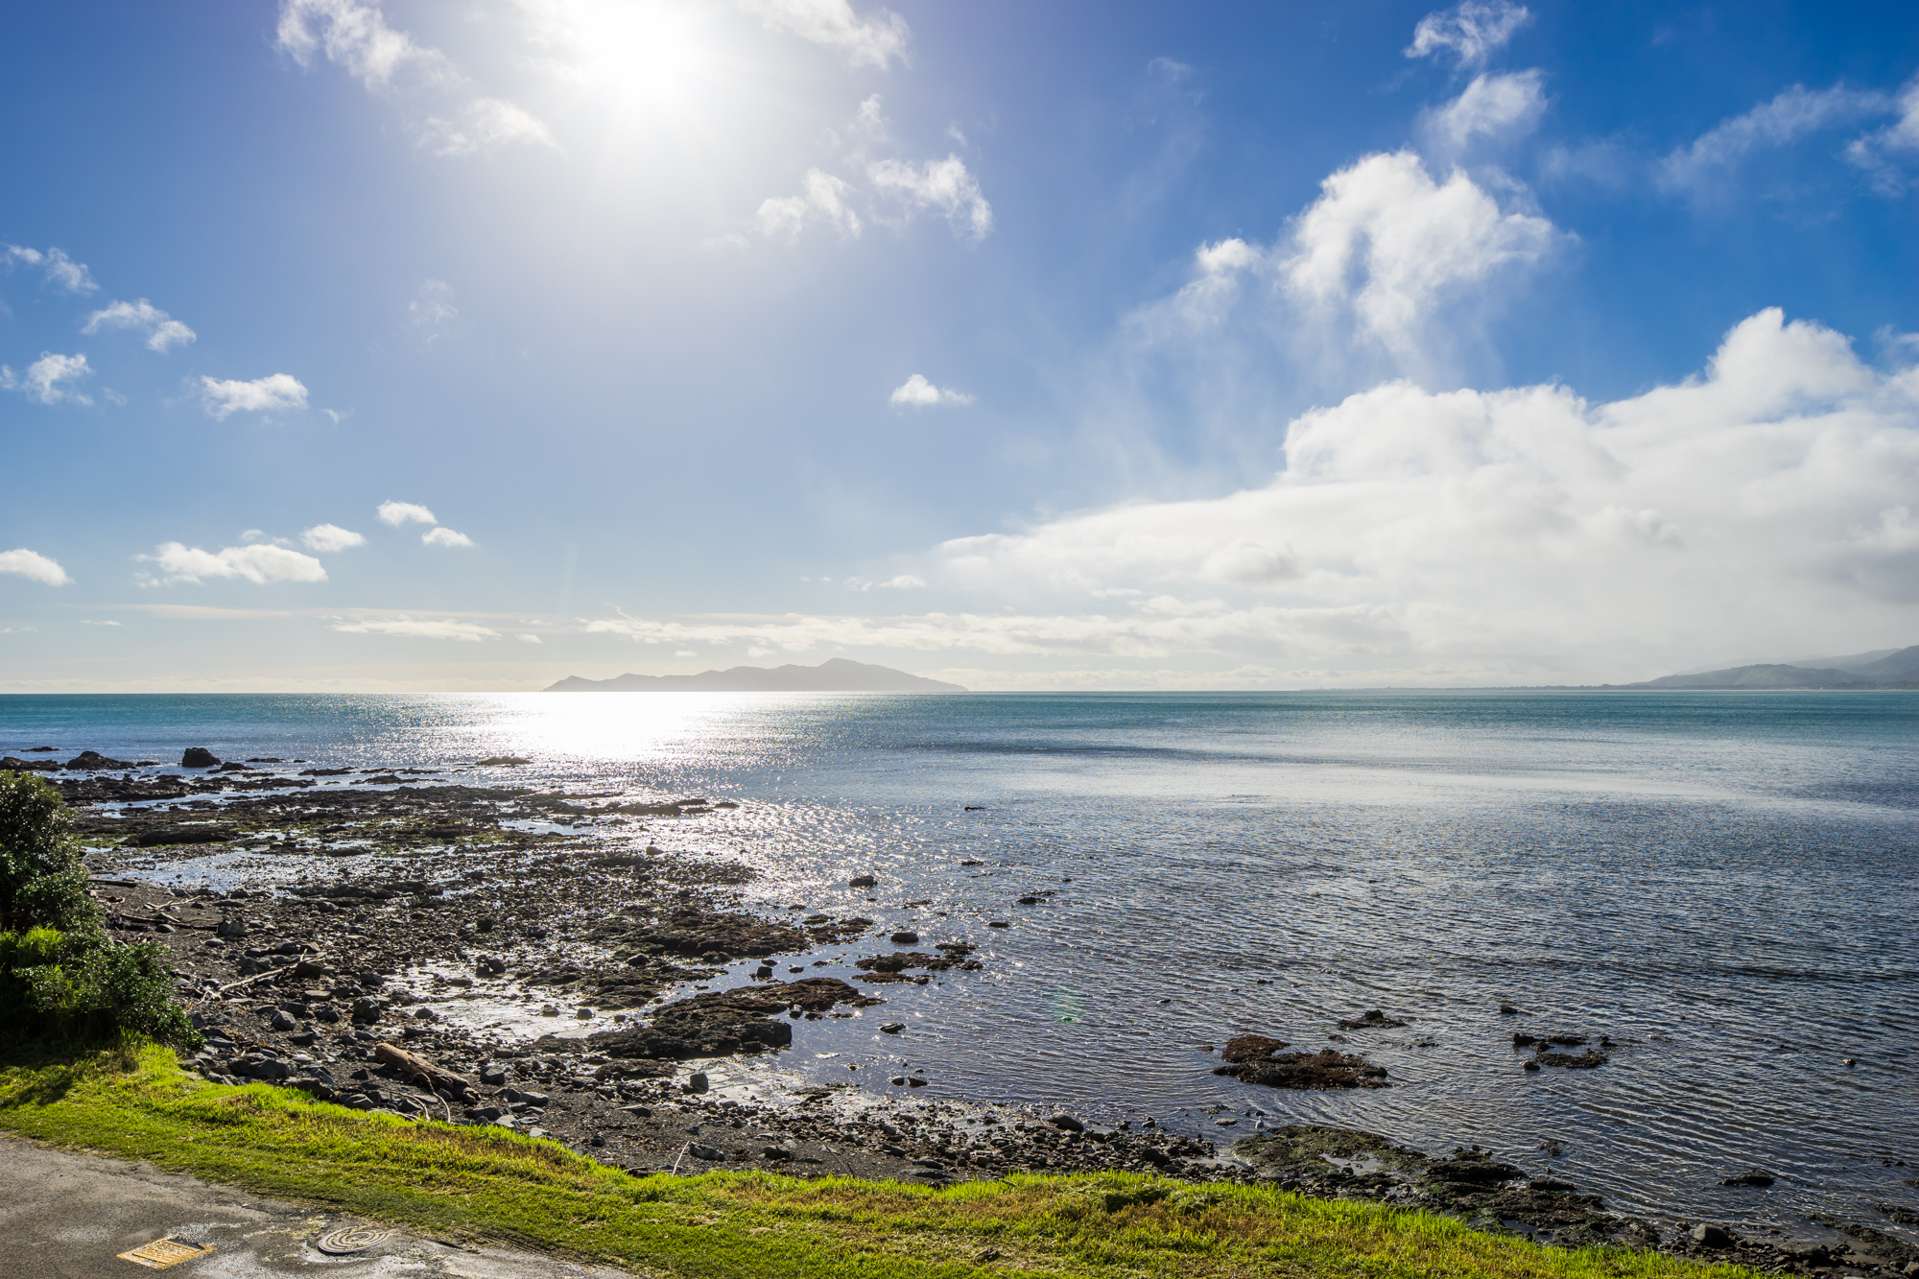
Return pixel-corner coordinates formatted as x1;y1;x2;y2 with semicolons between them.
553;0;721;125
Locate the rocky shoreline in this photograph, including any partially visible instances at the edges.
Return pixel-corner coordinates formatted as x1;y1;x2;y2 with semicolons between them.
9;745;1914;1278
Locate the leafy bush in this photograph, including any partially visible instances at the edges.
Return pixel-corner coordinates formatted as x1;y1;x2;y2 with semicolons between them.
0;772;94;934
0;773;198;1049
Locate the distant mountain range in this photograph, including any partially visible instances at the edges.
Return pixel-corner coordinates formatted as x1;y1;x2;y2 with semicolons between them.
545;658;966;694
1629;644;1919;690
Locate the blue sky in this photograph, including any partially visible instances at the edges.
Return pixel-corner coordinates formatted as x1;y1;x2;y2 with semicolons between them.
4;0;1919;690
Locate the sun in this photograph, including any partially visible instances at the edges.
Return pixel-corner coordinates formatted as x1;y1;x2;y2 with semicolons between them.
538;0;724;127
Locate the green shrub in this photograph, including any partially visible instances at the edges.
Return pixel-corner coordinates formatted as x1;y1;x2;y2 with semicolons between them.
0;773;198;1049
0;772;94;934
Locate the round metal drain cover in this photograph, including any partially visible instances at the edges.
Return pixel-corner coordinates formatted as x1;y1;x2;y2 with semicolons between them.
316;1223;393;1256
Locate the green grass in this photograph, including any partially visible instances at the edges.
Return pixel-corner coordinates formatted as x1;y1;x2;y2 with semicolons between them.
0;1043;1756;1279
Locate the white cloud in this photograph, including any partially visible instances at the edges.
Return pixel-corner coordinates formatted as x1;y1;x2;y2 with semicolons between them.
420;98;556;157
1405;0;1531;67
757;170;863;241
82;298;197;352
845;573;927;591
1424;70;1546;153
301;523;366;553
275;0;446;88
377;500;437;526
1;244;97;293
889;373;974;409
275;0;549;158
422;526;474;548
1660;82;1893;196
198;373;309;419
739;0;909;70
1281;150;1559;358
3;353;93;406
141;542;328;586
0;549;71;587
516;632;543;645
907;307;1919;679
868;154;993;241
408;279;458;336
333;617;499;642
1846;76;1919;195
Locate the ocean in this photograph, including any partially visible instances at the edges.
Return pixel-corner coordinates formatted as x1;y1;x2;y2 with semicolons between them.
5;689;1917;1240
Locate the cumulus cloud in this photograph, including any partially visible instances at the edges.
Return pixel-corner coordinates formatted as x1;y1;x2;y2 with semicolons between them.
1;244;96;293
377;500;437;526
332;617;499;642
740;0;909;70
0;549;72;587
1660;82;1893;197
421;526;474;548
83;298;197;352
889;373;974;409
1405;0;1531;68
301;523;365;553
906;307;1919;680
2;353;93;406
516;632;543;645
757;170;862;240
140;542;328;586
1281;150;1560;358
275;0;549;158
1423;70;1547;153
198;373;309;419
868;154;993;241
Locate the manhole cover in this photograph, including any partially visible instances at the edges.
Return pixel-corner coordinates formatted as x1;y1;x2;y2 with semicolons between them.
118;1238;216;1269
315;1223;394;1256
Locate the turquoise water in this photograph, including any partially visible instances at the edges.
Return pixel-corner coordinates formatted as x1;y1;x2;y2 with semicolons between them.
4;690;1917;1239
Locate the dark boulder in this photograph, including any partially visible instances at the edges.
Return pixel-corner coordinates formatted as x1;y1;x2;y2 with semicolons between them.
64;750;132;770
181;747;220;768
590;978;876;1064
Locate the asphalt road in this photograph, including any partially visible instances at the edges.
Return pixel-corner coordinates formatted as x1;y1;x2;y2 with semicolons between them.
0;1136;633;1278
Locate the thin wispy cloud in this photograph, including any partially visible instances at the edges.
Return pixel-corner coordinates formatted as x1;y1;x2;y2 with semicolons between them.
332;617;499;641
1659;82;1893;197
1405;0;1531;68
83;298;197;352
1;244;96;293
739;0;909;70
275;0;552;158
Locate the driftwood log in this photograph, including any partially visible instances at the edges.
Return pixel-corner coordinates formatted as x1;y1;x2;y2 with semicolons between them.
373;1041;475;1100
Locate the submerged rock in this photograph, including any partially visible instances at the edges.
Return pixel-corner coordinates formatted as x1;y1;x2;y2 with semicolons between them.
1216;1036;1388;1089
1337;1009;1410;1031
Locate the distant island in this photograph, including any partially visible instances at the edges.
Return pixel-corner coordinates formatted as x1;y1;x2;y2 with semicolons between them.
1626;644;1919;690
545;657;967;693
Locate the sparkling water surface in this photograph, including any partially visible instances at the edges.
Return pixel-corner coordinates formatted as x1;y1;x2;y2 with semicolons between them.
4;690;1916;1238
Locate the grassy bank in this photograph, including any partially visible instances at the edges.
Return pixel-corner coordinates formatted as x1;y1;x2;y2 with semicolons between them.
0;1044;1753;1279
